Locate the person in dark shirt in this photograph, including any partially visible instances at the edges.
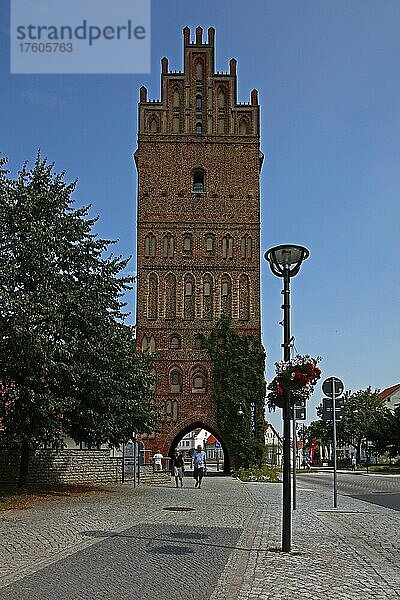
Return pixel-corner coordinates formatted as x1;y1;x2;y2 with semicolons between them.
171;449;185;487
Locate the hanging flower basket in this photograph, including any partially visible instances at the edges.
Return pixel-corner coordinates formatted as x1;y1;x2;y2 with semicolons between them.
275;355;321;391
267;355;322;411
278;378;306;391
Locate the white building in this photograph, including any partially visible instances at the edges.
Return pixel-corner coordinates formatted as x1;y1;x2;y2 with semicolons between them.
379;384;400;412
264;422;282;466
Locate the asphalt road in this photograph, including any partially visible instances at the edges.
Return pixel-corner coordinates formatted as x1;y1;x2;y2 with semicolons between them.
297;471;400;511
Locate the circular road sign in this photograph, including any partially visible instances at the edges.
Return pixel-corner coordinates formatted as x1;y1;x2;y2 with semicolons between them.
322;377;344;398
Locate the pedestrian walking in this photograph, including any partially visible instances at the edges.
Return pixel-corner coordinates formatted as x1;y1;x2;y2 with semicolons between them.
193;444;207;489
171;449;185;487
351;456;356;471
153;450;163;471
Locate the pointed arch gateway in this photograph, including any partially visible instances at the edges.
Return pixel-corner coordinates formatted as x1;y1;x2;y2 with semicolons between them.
168;421;231;473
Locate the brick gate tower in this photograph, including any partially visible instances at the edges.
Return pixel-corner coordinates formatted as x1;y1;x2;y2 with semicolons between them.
135;26;263;468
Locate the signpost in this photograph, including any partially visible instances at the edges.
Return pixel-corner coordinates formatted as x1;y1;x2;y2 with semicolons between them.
322;377;345;508
290;400;306;510
215;441;221;471
123;437;141;487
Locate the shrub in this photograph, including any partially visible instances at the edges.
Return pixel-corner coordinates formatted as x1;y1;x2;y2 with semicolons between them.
236;465;280;483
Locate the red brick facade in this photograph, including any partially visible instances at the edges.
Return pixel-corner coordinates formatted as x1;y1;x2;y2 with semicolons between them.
135;27;263;467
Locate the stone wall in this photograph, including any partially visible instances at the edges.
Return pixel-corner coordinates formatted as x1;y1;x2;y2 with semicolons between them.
0;449;122;485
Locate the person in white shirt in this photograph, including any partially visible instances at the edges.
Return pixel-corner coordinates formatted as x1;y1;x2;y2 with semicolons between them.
153;450;163;471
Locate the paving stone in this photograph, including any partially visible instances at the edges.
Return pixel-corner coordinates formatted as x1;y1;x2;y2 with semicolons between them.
0;473;399;599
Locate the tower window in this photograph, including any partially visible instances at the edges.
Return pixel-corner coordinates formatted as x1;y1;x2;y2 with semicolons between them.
148;274;158;320
170;335;181;349
165;272;176;320
194;335;203;349
241;235;252;259
191;366;207;393
185;281;193;296
196;95;202;110
205;235;215;254
203;273;213;320
221;274;232;317
148;336;156;353
193;375;205;392
149;117;159;133
170;371;182;393
184;274;195;320
162;234;174;258
196;122;203;134
222;234;234;259
144;234;156;258
183;234;193;254
239;118;250;135
141;336;149;352
193;169;205;193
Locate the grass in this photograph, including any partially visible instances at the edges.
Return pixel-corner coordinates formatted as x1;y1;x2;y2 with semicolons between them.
0;484;115;511
359;464;400;473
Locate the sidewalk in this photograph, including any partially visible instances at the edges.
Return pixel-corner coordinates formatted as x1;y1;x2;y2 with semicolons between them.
0;474;399;599
212;477;400;600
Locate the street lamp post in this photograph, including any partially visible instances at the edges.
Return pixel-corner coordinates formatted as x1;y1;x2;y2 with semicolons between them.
265;244;309;553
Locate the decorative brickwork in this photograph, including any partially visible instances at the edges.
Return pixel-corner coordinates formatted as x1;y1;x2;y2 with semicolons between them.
135;27;263;468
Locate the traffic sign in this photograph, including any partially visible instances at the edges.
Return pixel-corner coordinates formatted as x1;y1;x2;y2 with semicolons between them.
290;406;306;420
322;409;344;422
322;377;344;398
292;398;306;408
322;397;345;422
322;397;345;410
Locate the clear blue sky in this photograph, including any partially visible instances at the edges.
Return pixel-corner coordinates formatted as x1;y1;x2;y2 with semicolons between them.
1;1;399;432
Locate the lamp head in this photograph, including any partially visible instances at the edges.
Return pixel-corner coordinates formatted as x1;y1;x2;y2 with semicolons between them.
264;244;310;278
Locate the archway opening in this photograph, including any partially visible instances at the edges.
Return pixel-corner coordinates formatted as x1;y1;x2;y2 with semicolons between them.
168;422;231;474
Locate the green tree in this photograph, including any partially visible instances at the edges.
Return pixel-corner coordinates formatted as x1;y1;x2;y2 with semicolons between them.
388;406;400;459
206;316;266;469
0;155;156;485
304;418;333;461
339;387;387;463
371;405;400;460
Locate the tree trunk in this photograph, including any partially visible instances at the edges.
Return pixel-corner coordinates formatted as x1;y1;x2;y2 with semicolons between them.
18;439;31;488
356;439;362;464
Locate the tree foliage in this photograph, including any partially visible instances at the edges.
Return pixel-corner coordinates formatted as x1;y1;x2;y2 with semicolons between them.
305;418;333;450
370;405;400;459
338;387;387;462
206;316;266;469
305;387;392;463
0;155;156;484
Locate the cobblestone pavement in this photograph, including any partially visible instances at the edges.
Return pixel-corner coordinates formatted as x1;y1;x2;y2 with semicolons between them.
211;472;400;600
0;472;399;599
